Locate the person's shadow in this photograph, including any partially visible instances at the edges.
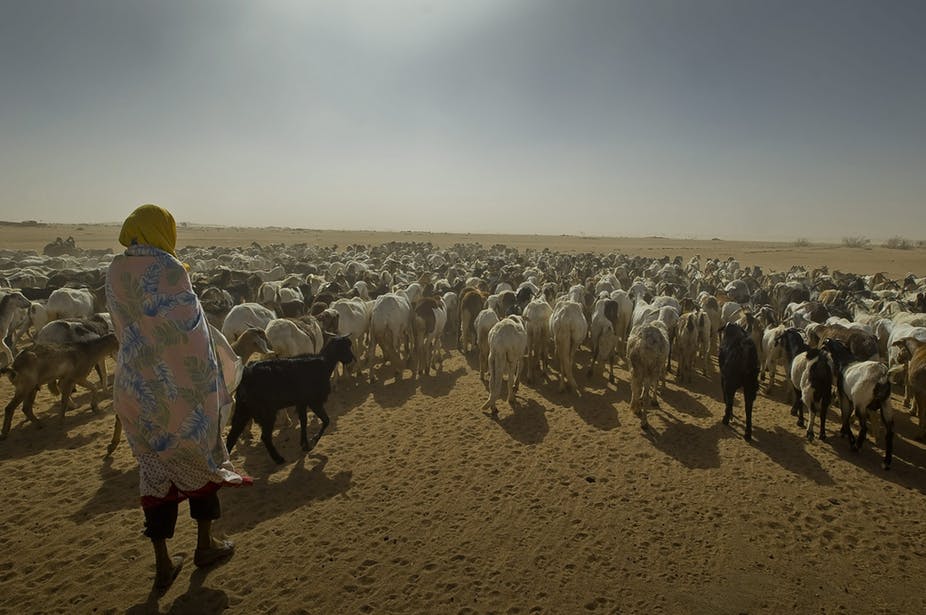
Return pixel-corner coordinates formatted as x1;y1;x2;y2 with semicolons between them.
126;567;229;614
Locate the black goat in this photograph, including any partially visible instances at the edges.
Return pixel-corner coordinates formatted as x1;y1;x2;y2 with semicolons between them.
774;327;833;440
719;323;759;441
226;335;354;464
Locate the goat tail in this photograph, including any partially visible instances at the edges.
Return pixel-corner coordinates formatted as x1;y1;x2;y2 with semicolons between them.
873;378;892;405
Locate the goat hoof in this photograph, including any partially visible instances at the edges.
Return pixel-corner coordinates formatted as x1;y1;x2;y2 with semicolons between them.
744;431;752;442
797;418;805;428
819;433;827;442
722;415;730;426
273;455;286;464
806;432;814;443
106;443;117;456
882;462;891;471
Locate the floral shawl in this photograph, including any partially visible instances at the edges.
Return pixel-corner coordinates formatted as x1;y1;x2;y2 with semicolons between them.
106;245;248;503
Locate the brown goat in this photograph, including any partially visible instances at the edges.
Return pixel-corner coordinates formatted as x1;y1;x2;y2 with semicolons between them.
805;323;879;361
890;337;926;440
459;287;487;354
1;334;119;439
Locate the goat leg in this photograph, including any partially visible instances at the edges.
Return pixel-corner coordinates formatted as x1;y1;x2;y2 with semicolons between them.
853;410;868;453
259;418;286;464
882;413;894;470
21;388;42;429
744;396;755;442
304;404;330;452
106;416;122;456
1;392;26;439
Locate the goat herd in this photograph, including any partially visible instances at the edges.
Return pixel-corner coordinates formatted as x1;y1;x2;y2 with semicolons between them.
1;240;925;473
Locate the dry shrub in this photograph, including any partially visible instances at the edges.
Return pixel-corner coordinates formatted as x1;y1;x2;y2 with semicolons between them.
884;236;913;250
842;236;870;248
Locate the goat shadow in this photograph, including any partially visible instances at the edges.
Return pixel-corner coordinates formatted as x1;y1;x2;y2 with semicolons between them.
417;366;467;398
658;385;713;419
750;425;835;486
649;413;725;469
485;397;549;445
220;454;352;535
0;394;108;461
369;373;417;409
563;387;622;432
821;426;926;495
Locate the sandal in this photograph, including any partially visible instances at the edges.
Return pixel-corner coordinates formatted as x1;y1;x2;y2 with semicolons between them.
154;555;184;592
194;539;235;568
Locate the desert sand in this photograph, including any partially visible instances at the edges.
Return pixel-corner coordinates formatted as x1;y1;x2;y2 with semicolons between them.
2;225;926;615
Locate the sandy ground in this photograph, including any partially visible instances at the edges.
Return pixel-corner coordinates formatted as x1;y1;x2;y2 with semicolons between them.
2;226;926;614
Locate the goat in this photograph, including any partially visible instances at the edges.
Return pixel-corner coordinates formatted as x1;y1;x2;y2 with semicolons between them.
474;308;500;382
0;291;32;367
366;293;411;384
411;296;447;377
586;302;618;384
761;323;788;392
221;302;276;343
549;300;588;394
480;316;528;414
793;347;833;442
673;311;700;385
522;298;552;384
1;334;119;439
718;323;759;441
627;321;670;429
890;337;926;440
226;336;355;464
806;323;879;362
822;338;894;470
459;287;487;354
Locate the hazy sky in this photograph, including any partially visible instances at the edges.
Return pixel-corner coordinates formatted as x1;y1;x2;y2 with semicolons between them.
2;1;924;241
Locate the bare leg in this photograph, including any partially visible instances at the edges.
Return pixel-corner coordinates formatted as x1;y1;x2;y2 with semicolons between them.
152;539;183;591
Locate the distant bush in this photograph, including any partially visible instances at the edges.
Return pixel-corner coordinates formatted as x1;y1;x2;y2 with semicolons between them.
918;240;926;248
884;236;913;250
842;236;870;248
793;238;810;247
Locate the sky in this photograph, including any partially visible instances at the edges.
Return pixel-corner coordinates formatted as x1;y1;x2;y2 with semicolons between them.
1;0;924;241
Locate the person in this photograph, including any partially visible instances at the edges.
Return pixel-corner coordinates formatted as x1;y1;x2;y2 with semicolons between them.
105;204;250;591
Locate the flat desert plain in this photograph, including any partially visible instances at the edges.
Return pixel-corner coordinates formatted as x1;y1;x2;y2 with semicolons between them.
2;224;926;615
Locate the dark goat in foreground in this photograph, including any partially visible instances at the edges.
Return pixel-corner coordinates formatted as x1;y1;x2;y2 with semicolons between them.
226;335;355;464
718;323;759;441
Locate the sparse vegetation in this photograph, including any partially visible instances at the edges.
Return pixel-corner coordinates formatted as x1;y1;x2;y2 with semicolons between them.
793;238;810;247
841;236;870;248
884;236;913;250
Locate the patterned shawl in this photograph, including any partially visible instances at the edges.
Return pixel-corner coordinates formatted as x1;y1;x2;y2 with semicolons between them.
106;244;248;503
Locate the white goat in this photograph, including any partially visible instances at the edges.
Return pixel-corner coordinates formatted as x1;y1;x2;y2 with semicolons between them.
366;292;412;383
474;308;500;382
549;301;588;393
481;316;528;414
522;298;552;384
221;302;277;343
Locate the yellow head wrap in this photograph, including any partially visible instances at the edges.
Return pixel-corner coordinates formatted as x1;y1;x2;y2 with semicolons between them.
119;204;178;257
